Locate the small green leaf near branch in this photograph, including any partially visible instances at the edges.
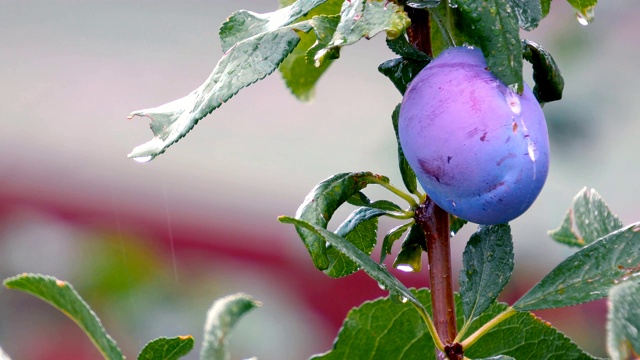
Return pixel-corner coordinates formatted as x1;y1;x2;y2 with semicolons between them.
278;1;343;101
137;336;194;360
219;0;329;52
293;172;390;270
548;187;623;247
459;225;514;327
312;0;411;66
3;274;123;360
200;293;260;360
522;39;565;104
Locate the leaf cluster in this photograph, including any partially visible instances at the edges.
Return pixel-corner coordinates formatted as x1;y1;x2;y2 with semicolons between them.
3;274;258;360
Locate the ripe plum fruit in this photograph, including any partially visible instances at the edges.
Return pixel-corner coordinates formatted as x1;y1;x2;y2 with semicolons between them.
399;46;549;225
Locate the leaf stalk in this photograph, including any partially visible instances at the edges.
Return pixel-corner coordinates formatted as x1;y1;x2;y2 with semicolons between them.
370;177;419;208
459;307;517;349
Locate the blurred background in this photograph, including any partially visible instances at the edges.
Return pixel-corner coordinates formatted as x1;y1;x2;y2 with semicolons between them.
1;1;639;359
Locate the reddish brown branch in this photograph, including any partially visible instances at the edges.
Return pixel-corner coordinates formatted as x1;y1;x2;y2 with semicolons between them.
415;200;460;359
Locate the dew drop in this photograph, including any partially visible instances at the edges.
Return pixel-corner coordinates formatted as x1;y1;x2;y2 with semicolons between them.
450;231;456;237
400;296;408;304
527;139;538;162
396;264;415;273
504;88;521;115
378;282;388;291
576;7;595;26
406;0;441;9
133;155;154;163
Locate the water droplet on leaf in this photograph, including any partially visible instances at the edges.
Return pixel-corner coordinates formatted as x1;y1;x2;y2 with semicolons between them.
504;88;521;115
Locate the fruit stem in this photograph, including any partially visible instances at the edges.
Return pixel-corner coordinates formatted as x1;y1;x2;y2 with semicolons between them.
416;199;461;360
405;6;433;57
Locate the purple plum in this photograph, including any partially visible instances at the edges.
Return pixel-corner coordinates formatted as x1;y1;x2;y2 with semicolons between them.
399;46;550;225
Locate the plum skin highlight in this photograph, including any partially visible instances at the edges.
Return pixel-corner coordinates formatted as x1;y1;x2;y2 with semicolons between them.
398;46;550;225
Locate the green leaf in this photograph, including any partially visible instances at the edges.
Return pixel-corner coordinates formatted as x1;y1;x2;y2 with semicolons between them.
219;0;328;52
128;18;313;161
385;35;430;61
326;215;378;278
459;225;514;322
429;4;475;57
293;172;390;270
393;223;426;272
306;15;342;66
549;209;582;247
522;39;565;104
514;222;640;311
541;0;552;17
452;0;523;90
278;1;343;101
378;57;430;95
3;274;123;360
549;187;623;247
279;216;424;309
310;290;436;360
607;279;640;360
279;24;333;101
450;215;468;235
509;0;542;31
311;290;595;359
391;104;419;195
200;293;260;360
464;302;596;359
312;0;410;65
572;187;624;245
380;221;413;263
138;336;194;360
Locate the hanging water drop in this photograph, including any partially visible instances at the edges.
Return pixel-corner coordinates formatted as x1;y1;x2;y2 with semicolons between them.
396;264;415;272
576;7;595;26
378;282;388;291
133;155;154;163
390;292;406;304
